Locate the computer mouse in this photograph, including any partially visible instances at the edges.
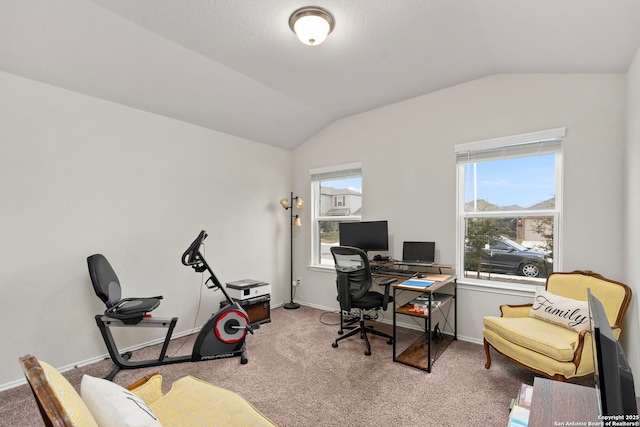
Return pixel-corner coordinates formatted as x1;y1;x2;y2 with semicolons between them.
417;274;425;278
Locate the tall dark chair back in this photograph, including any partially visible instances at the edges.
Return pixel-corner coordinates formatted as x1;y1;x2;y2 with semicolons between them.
88;254;123;308
87;254;162;324
332;246;370;309
330;246;395;355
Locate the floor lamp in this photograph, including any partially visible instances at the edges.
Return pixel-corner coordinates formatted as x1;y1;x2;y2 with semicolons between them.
280;192;303;310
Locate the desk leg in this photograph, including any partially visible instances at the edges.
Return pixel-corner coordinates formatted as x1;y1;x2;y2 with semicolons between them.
454;279;457;340
427;292;432;373
392;286;397;362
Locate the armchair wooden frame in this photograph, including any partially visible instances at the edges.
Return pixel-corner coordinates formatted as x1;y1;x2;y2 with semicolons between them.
483;270;632;382
19;354;72;427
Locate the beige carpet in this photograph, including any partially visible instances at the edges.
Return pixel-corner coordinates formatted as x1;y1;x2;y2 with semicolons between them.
1;305;593;426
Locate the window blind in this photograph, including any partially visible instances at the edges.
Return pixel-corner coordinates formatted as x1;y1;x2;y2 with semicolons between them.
455;128;565;164
309;162;362;181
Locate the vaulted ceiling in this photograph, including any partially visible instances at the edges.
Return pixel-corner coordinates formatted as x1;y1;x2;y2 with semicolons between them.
2;0;640;150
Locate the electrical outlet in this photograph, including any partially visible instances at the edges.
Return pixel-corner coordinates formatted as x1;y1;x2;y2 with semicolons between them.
296;277;302;287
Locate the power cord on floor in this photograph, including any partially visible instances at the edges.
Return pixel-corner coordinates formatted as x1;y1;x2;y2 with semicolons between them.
319;310;343;326
168;242;207;357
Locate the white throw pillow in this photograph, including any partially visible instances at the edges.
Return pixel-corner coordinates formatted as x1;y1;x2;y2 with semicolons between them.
81;375;162;427
529;288;590;332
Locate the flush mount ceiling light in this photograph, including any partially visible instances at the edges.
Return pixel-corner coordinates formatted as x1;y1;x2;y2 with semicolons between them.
289;6;335;46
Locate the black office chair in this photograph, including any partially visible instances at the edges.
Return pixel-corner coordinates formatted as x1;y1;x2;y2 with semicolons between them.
330;246;396;356
87;254;163;325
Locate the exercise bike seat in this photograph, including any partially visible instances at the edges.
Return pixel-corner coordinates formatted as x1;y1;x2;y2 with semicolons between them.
87;254;163;325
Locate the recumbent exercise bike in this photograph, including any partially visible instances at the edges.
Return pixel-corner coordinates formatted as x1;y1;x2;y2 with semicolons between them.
88;230;255;380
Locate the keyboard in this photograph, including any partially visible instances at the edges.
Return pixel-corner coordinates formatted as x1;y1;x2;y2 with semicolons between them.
371;265;418;278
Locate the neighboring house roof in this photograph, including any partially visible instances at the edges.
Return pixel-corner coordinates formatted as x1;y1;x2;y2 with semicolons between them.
320;186;362;196
464;197;555;211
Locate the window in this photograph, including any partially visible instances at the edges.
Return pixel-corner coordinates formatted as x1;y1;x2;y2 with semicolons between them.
310;162;362;267
455;128;564;287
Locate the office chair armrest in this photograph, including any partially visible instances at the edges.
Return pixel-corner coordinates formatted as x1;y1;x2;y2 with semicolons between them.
379;278;397;287
379;278;397;310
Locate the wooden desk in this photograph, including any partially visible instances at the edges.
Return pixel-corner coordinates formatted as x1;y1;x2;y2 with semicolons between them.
390;274;457;372
528;377;599;426
372;260;454;275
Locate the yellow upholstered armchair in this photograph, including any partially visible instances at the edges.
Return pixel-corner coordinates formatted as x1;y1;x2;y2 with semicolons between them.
483;270;632;381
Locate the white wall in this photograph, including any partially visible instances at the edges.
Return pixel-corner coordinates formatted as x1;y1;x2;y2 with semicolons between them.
0;72;291;387
2;68;636;390
291;73;631;346
625;47;640;393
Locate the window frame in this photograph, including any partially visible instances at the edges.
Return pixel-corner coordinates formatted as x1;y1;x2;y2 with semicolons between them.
309;162;362;268
454;128;565;290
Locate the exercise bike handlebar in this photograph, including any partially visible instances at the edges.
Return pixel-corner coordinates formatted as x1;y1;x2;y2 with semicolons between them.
182;230;208;267
182;230;234;305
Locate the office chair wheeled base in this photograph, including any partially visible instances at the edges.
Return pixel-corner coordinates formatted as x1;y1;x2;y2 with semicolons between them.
332;317;393;356
338;311;359;335
330;246;396;356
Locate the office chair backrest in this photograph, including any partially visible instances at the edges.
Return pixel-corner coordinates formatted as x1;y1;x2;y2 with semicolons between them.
87;254;122;309
330;246;372;306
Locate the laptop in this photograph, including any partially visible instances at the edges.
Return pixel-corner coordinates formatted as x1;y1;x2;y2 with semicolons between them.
397;241;435;266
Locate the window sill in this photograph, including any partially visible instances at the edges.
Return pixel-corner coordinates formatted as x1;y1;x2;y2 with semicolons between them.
308;264;335;273
456;277;540;297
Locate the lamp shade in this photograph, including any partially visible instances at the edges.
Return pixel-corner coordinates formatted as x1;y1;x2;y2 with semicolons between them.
289;7;335;46
295;197;304;209
280;198;290;209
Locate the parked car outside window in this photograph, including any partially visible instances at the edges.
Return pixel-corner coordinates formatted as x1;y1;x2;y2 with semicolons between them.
465;237;553;278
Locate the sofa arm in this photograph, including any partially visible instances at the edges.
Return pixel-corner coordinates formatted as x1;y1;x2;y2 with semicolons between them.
127;373;165;405
150;376;277;426
499;304;532;318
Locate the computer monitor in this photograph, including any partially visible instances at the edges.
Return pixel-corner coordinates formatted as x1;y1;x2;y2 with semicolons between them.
339;220;388;252
588;289;638;417
399;241;435;266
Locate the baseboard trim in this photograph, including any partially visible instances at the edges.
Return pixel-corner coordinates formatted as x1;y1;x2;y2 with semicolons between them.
2;325;206;392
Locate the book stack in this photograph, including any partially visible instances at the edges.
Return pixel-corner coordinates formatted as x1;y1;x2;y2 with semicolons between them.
408;293;443;314
508;383;532;427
